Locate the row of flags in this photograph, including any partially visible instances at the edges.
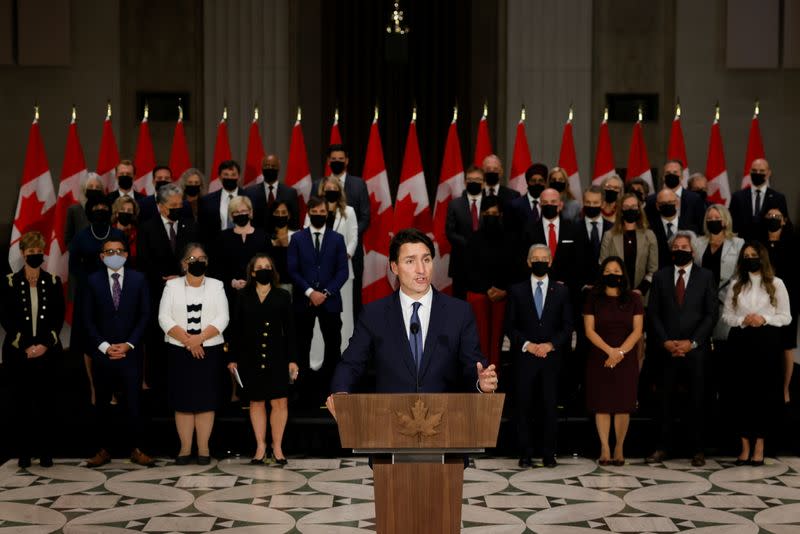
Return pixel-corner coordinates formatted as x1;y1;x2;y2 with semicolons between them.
10;100;769;314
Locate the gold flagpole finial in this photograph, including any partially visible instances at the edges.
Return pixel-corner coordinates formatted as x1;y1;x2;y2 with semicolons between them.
34;104;40;122
452;104;458;122
373;104;379;122
178;99;183;122
143;102;149;121
715;101;720;122
71;105;77;123
296;106;302;122
675;97;681;119
411;104;417;122
482;100;488;119
754;99;760;117
568;104;574;122
106;100;112;120
222;106;228;122
603;106;608;122
334;107;339;124
520;104;526;122
637;105;643;122
253;105;259;122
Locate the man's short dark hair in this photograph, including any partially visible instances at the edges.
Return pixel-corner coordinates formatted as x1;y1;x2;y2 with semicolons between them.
306;195;327;212
153;165;172;179
389;228;435;263
327;144;348;157
218;160;241;176
665;158;684;170
465;165;484;177
101;237;127;252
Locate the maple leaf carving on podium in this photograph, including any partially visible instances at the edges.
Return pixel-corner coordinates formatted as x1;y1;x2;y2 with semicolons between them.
395;399;443;438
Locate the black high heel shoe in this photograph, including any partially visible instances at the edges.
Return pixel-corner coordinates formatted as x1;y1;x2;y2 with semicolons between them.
734;457;749;466
271;452;288;466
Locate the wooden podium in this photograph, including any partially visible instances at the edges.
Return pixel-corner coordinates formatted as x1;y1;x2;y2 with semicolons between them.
333;393;505;534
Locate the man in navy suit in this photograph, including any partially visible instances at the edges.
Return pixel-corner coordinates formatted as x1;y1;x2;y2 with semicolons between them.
445;166;486;299
645;160;704;234
198;160;244;240
506;244;573;468
327;228;498;418
510;163;548;229
288;196;350;406
106;160;145;204
729;158;788;241
245;154;300;232
137;165;192;224
481;154;520;211
83;237;154;468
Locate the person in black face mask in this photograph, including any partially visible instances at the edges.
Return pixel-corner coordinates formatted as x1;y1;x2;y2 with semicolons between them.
728;158;788;241
244;154;300;232
687;172;710;207
548;166;580;222
108;160;144;203
138;165;193;225
645;160;705;234
600;175;624;224
650;188;682;268
510;163;548;227
481;154;520;209
179;168;206;221
267;202;295;288
446;166;486;299
722;242;791;466
645;231;718;467
67;174;106;250
198;160;242;240
111;197;140;268
583;256;644;466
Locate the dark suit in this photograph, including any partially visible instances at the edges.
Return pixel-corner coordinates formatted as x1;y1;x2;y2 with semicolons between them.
510;193;540;228
582;217;613;282
506;277;573;458
331;289;487;393
645;189;704;234
522;216;587;294
445;192;483;297
647;264;718;452
647;216;681;269
137;195;193;225
729;186;789;241
83;267;151;450
486;184;520;212
107;190;145;205
245;181;300;232
198;188;241;240
288;227;349;403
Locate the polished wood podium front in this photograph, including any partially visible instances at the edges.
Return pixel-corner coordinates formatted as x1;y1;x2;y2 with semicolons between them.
333;393;505;534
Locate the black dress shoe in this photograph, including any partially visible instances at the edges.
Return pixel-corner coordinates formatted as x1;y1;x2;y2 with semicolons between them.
17;457;31;469
749;458;765;467
542;456;558;468
40;456;53;468
691;452;706;467
734;457;749;466
518;457;533;468
250;457;266;465
175;455;193;465
196;455;211;465
273;456;288;466
646;449;667;463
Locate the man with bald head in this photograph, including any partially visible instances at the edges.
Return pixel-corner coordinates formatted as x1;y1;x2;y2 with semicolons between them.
645;160;704;234
245;154;300;232
729;158;788;241
481;154;520;210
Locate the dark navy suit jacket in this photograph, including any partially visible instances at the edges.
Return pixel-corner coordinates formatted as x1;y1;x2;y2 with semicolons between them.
505;278;574;356
287;227;349;313
330;290;487;393
83;267;150;362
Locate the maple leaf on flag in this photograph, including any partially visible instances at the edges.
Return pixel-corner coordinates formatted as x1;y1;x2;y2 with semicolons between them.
392;195;419;232
395;399;443;438
17;193;49;236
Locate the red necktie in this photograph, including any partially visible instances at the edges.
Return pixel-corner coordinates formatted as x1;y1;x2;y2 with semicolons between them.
471;199;479;231
675;268;686;306
548;222;557;259
268;185;275;206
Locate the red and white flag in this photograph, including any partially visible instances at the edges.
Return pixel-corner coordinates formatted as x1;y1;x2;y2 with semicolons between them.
243;108;265;188
324;109;343;177
667;104;689;186
740;102;765;189
96;103;119;192
625;112;653;189
9;108;57;271
473;103;492;167
558;108;582;201
362;110;395;304
705;107;731;206
208;108;232;193
285;109;312;222
168;104;191;179
592;109;616;185
509;107;532;195
432;109;465;294
393;111;432;235
133;108;155;195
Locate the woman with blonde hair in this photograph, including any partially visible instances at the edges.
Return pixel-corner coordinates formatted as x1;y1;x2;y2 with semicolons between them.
179;168;206;221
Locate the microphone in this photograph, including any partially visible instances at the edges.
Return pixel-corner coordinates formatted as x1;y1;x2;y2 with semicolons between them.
410;322;420;335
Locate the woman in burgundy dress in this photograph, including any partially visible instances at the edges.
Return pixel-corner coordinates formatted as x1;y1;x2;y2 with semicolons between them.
584;256;644;466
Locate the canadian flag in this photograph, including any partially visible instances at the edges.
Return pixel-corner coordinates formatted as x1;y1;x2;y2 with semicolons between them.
243;108;265;188
361;111;395;304
285;109;312;223
393;113;432;236
46;109;86;342
473;103;492;167
432;110;465;294
592;110;616;185
324;109;343;176
208;109;232;193
509;109;532;195
558;109;582;201
740;102;765;189
9;109;57;272
169;104;191;179
96;104;120;192
625;114;653;189
667;104;689;186
133;109;156;195
705;108;731;206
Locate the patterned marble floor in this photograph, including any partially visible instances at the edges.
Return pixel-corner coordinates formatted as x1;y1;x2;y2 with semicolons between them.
1;455;799;533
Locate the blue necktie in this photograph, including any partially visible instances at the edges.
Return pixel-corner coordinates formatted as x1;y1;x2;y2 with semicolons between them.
409;302;423;370
534;281;543;317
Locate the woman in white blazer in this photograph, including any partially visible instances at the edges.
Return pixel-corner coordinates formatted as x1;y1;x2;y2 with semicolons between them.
159;242;230;465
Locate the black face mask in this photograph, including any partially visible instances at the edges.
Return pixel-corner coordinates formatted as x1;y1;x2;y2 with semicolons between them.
658;204;677;218
167;207;182;222
184;185;201;197
541;204;559;220
222;178;239;192
482;215;502;232
584;206;602;219
550;181;566;193
603;189;619;203
750;172;767;187
90;209;111;225
155;180;171;192
324;190;342;203
329;160;346;175
706;220;724;235
254;269;273;285
309;214;327;229
86;189;104;203
187;261;207;277
672;249;693;267
530;261;549;278
233;214;250;227
622;208;640;223
25;253;44;269
528;183;545;198
117;175;133;190
602;273;624;288
272;214;289;229
117;212;134;226
466;182;483;196
765;218;783;232
664;173;681;189
742;257;762;273
484;172;500;186
695;190;708;202
263;168;279;184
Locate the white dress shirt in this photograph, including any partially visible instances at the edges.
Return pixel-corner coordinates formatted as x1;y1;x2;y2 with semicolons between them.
722;273;792;328
673;262;692;286
161;214;176;238
484;185;499;196
541;216;560;247
332;172;348;189
466;193;482;215
521;274;549;352
585;215;603;237
98;267;135;354
527;193;541;218
398;286;433;348
750;183;768;216
661;216;678;237
220;188;239;230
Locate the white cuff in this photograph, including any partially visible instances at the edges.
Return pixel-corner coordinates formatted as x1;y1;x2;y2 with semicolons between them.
521;341;530;353
98;342;110;355
305;287;314;298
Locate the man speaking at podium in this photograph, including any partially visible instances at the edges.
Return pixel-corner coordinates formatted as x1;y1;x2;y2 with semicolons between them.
327;228;498;418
